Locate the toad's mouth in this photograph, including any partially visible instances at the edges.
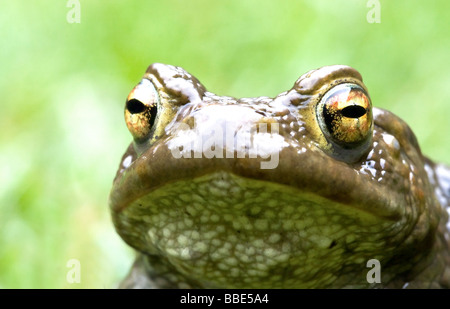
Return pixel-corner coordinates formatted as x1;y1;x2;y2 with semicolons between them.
110;132;405;221
112;171;405;288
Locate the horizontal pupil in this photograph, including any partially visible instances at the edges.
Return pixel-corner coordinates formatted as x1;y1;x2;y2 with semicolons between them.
127;99;147;114
149;103;158;128
341;105;366;118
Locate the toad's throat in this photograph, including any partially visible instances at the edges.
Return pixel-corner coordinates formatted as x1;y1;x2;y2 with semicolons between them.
114;172;403;288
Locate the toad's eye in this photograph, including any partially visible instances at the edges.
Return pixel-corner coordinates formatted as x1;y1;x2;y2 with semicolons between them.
317;83;373;161
125;79;159;142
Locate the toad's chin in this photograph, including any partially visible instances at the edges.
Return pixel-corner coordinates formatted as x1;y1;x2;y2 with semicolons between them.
112;171;408;288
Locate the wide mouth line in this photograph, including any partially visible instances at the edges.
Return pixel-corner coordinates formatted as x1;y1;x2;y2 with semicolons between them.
112;164;402;222
116;171;396;222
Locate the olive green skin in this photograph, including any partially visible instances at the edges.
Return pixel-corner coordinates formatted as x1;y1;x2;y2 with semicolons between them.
110;64;450;288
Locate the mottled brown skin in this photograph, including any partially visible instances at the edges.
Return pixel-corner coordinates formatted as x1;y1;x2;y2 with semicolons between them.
110;64;450;288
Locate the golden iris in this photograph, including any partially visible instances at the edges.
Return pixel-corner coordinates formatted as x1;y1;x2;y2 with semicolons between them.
317;83;372;147
125;79;159;141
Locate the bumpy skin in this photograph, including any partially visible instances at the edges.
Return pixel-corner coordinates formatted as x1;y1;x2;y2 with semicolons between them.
109;64;450;288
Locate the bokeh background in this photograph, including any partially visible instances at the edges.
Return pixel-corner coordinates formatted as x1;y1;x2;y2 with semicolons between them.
1;0;449;288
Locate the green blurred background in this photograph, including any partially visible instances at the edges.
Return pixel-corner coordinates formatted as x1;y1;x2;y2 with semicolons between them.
1;0;449;288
